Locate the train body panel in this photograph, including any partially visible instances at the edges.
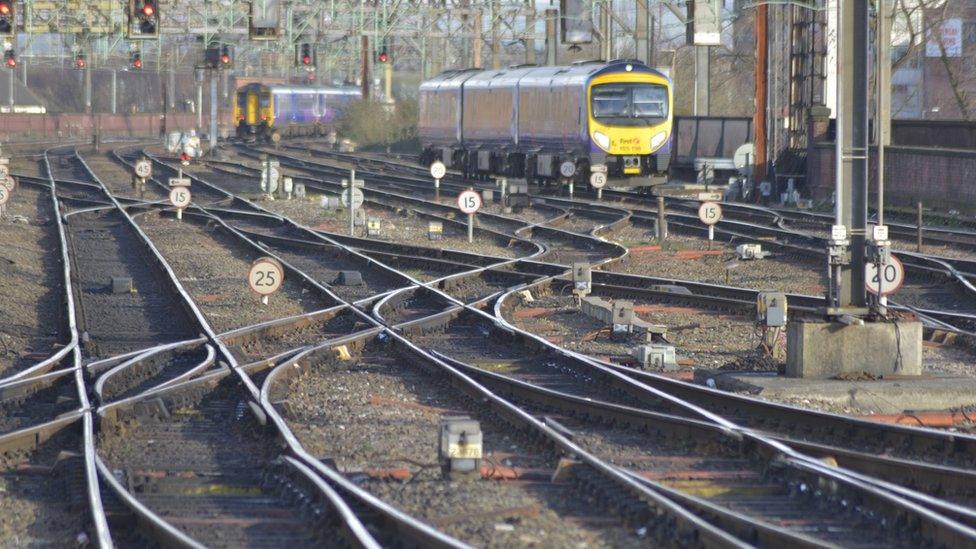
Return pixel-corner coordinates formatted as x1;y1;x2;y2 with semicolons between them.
417;70;477;149
235;83;361;140
418;60;673;187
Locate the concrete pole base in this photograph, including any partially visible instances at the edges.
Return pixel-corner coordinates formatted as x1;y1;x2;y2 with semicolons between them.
786;318;922;378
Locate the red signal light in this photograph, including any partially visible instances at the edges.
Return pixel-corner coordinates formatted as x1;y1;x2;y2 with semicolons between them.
180;152;190;163
221;53;230;64
5;58;15;68
133;58;142;69
0;3;10;15
142;4;154;17
378;51;388;63
302;54;311;65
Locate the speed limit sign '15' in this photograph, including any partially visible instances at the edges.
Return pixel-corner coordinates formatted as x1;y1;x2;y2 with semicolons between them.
248;257;285;296
457;190;482;214
169;187;192;209
698;201;722;225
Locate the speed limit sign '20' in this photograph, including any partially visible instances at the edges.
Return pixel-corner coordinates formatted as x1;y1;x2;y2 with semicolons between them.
698;201;723;225
248;257;285;296
169;187;192;209
430;161;447;180
865;255;905;297
457;190;482;215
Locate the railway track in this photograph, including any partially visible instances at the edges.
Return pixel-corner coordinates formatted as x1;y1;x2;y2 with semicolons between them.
97;144;772;538
7;141;975;546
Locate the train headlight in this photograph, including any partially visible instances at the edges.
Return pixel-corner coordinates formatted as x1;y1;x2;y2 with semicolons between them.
593;131;611;151
651;131;668;150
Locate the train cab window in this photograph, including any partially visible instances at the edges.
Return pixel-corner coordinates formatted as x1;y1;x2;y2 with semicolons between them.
237;92;248;109
591;83;668;126
259;94;271;108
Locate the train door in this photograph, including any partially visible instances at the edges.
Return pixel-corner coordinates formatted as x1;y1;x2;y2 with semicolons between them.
246;92;259;125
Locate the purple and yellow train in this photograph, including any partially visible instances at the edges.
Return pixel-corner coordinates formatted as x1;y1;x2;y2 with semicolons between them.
234;83;362;141
418;60;673;189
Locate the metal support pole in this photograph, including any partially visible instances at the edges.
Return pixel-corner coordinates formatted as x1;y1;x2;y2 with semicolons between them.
525;6;536;65
467;213;474;243
111;70;117;115
754;4;768;183
7;69;13;112
491;0;501;70
600;0;613;61
168;63;176;109
833;0;869;310
877;0;891;227
916;201;923;252
545;9;558;66
657;196;667;241
695;46;709;116
361;35;370;101
635;0;649;65
383;62;392;102
84;65;92;114
196;80;203;134
472;12;483;68
210;70;218;152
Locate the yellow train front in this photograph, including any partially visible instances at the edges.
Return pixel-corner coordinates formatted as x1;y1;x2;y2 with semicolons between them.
233;83;362;142
418;60;673;189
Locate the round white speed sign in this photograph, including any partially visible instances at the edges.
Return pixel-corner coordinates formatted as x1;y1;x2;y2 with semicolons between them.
134;159;152;179
698;201;723;225
559;161;577;178
2;175;16;193
169;187;192;209
457;190;482;214
589;172;607;189
248;257;285;296
341;187;365;208
0;185;10;206
430;161;447;180
865;255;905;296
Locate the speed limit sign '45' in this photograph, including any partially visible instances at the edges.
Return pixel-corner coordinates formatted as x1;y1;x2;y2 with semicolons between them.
248;257;285;297
865;255;905;297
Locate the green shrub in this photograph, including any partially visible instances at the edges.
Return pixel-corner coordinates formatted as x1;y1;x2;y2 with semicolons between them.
339;98;418;151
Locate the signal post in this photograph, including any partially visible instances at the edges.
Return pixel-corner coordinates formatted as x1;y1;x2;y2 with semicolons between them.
785;0;921;379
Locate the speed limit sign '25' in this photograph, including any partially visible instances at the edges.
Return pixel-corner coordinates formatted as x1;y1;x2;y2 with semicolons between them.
248;257;285;296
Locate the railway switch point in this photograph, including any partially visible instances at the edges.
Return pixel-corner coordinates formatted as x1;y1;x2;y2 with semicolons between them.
633;344;678;371
736;243;769;260
439;416;482;480
336;271;364;286
111;277;133;294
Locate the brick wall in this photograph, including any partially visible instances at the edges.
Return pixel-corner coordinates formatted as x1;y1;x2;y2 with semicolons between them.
0;113;233;142
807;143;976;211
